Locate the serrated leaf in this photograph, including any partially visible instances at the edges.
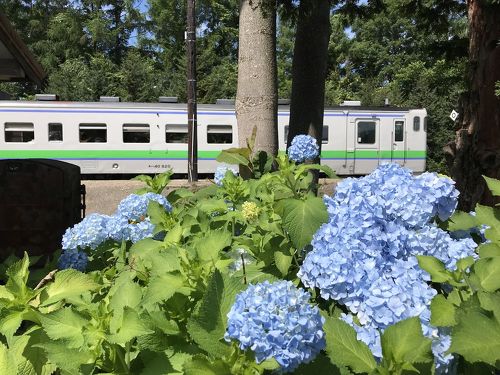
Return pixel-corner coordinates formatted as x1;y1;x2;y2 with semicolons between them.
35;341;94;374
194;230;232;263
274;250;292;277
187;270;245;358
20;327;57;375
148;200;170;226
483;176;500;197
143;272;187;306
0;307;26;343
430;295;457;327
446;210;479;231
164;224;183;245
216;148;251;166
109;278;143;312
5;253;30;301
183;355;231;375
323;317;377;373
39;307;88;348
478;242;500;258
167;187;194;204
280;197;328;250
0;342;17;375
478;291;500;318
381;317;433;365
108;307;153;345
134;350;175;375
40;269;100;306
450;305;500;365
474;257;500;292
416;255;452;283
475;204;500;242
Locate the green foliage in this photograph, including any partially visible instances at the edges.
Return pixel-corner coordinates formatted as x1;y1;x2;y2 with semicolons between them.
133;169;173;195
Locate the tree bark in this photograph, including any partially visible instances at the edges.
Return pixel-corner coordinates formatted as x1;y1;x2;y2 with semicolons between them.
236;0;278;159
445;0;500;211
287;0;331;150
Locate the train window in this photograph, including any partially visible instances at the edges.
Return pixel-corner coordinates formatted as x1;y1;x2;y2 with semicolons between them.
207;125;233;144
48;123;63;142
166;124;188;143
423;116;428;132
394;121;404;142
123;124;150;143
413;116;420;131
357;121;376;144
284;125;329;144
79;124;107;143
4;123;34;143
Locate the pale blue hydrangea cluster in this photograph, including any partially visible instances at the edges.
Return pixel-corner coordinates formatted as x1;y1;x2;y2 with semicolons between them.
298;163;476;371
59;193;172;270
287;134;319;163
57;248;88;271
214;166;238;186
225;280;325;372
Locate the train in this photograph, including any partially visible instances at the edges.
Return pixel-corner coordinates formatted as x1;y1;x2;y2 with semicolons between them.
0;96;427;176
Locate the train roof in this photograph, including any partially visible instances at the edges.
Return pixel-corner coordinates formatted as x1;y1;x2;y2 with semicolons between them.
0;100;420;112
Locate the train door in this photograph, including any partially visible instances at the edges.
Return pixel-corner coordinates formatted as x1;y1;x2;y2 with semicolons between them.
391;119;406;166
354;119;379;174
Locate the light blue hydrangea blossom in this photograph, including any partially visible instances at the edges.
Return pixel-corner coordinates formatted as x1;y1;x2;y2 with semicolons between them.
298;163;478;372
225;280;325;372
58;248;88;271
287;134;319;163
59;193;172;270
214;166;238;186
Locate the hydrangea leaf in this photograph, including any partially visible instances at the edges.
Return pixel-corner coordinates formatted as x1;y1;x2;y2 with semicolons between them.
5;253;30;301
475;205;500;242
147;200;171;226
416;255;452;283
167;187;194;204
33;341;94;374
430;295;457;327
143;272;188;307
182;354;232;375
478;243;500;258
39;307;88;348
445;210;479;231
323;317;377;373
0;307;27;343
132;350;175;375
0;342;17;375
280;197;328;250
39;269;100;307
216;148;250;167
483;176;500;197
108;278;143;312
108;307;153;345
450;302;500;366
274;249;293;276
380;317;433;365
194;230;232;263
473;257;500;292
187;269;245;358
294;352;347;375
18;327;56;375
477;291;500;317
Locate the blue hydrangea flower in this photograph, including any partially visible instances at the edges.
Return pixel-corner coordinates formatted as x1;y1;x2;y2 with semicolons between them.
297;163;476;372
214;166;238;186
225;280;325;372
117;193;172;221
431;328;457;375
287;134;319;163
61;213;111;251
58;249;88;271
341;314;382;359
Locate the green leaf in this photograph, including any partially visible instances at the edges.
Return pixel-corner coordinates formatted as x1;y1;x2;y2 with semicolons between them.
167;187;194;204
194;230;232;263
445;210;479;231
183;355;231;375
0;307;27;343
164;224;183;245
35;341;94;374
474;257;500;292
5;253;30;301
109;278;143;312
187;270;245;358
416;255;452;283
0;342;17;375
143;272;188;306
430;295;457;327
108;307;153;345
216;149;250;167
280;197;328;250
381;317;433;365
456;256;475;271
478;243;500;258
450;304;500;366
478;291;500;318
19;327;57;375
40;269;100;306
39;307;88;348
475;204;500;242
323;317;377;373
148;200;171;226
483;176;500;197
274;250;293;277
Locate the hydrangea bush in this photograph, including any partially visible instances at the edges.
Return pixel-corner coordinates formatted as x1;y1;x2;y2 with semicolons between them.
287;134;319;163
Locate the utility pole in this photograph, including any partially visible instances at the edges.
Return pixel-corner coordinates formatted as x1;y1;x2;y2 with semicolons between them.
186;0;198;182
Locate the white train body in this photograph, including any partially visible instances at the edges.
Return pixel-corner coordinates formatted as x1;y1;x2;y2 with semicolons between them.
0;100;427;175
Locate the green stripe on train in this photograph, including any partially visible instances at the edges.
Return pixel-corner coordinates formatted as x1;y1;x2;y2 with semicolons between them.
0;149;426;159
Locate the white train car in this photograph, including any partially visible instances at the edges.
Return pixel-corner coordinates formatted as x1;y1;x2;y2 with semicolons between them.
0;98;427;175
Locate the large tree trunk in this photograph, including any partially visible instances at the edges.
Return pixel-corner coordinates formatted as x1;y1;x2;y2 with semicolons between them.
445;0;500;211
287;0;331;150
236;0;278;158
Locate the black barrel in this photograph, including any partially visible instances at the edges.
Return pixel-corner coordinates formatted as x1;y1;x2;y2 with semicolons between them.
0;159;84;260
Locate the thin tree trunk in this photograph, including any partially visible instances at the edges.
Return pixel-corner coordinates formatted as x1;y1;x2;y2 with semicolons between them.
236;0;278;160
287;0;331;149
445;0;500;211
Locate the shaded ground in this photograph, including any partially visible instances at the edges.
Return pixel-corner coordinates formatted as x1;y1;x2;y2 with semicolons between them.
83;178;340;216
